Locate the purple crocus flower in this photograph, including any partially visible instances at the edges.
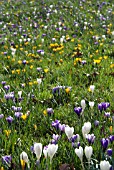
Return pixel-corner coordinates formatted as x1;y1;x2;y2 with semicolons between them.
52;120;60;129
0;114;4;119
101;138;109;150
74;107;82;117
104;112;110;118
6;116;13;123
107;149;112;156
109;135;114;143
86;134;95;144
70;134;79;143
59;123;65;132
2;155;12;165
4;85;10;91
1;81;6;85
98;102;110;111
94;120;99;127
14;112;23;118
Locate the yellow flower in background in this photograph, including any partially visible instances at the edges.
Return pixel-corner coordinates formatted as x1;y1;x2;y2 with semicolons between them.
29;82;33;86
110;64;114;68
94;59;101;64
7;56;10;59
21;114;27;120
12;70;15;74
43;110;47;115
65;87;71;94
0;167;4;170
18;60;22;64
44;68;49;73
104;56;108;59
34;124;37;130
12;58;15;62
30;65;33;69
99;57;102;60
4;130;11;137
109;126;112;133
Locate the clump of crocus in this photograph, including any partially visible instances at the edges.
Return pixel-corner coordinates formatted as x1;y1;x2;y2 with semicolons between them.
98;102;110;112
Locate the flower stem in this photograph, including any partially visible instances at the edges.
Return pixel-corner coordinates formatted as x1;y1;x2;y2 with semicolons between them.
81;160;85;170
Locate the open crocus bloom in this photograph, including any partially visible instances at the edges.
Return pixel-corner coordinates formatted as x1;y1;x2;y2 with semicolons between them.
65;126;74;139
100;160;111;170
34;143;42;160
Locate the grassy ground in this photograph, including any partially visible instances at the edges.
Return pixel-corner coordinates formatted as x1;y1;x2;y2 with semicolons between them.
0;0;114;169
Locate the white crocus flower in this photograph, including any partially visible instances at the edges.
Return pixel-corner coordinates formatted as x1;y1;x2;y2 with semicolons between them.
75;146;83;161
47;144;58;162
20;151;29;168
90;85;95;94
84;146;93;161
34;143;42;161
37;78;42;85
100;160;111;170
43;144;58;162
89;101;94;109
81;99;86;111
18;91;22;98
82;122;91;138
65;126;74;139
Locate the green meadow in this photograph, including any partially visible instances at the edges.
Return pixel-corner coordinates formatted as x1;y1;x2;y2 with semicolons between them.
0;0;114;169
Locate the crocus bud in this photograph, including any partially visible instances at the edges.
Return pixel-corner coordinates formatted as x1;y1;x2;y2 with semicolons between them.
90;85;95;93
47;144;58;162
18;91;22;98
34;143;42;160
65;126;74;139
89;101;94;109
75;146;83;161
82;122;91;138
37;78;42;85
100;160;111;170
20;151;29;169
43;144;58;162
81;99;86;110
84;146;93;161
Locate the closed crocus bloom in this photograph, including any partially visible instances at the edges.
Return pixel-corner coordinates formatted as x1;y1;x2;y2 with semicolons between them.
47;144;58;161
100;160;111;170
75;146;83;161
90;85;95;93
65;126;74;139
89;101;94;109
20;151;29;169
84;146;93;160
82;122;91;138
37;78;42;85
81;99;86;110
34;143;42;160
